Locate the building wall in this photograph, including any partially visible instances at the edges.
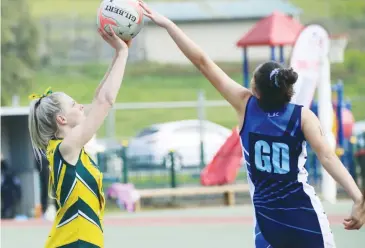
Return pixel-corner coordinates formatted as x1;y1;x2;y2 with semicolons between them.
38;16;298;65
1;120;10;161
1;116;40;216
142;20;293;64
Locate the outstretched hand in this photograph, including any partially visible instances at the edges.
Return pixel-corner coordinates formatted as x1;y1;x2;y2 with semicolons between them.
98;25;131;52
138;0;171;28
344;194;365;230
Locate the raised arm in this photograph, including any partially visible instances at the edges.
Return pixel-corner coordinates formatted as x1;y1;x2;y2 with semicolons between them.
60;27;129;161
93;54;117;100
301;107;365;229
138;1;251;114
94;37;131;102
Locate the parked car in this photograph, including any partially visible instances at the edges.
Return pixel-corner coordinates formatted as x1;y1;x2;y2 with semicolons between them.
126;120;232;169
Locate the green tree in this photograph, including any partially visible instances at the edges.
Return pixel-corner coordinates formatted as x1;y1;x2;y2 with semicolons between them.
1;0;38;105
330;0;365;19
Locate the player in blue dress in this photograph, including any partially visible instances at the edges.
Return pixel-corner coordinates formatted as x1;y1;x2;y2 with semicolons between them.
139;1;365;247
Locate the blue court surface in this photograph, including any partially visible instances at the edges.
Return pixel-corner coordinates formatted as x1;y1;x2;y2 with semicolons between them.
2;200;364;248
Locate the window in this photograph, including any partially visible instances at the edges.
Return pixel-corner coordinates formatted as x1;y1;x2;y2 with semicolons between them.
136;127;159;137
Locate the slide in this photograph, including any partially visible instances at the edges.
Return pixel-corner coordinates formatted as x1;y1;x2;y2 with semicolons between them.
201;127;243;186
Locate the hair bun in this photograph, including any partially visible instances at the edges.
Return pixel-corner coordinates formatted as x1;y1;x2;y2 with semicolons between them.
277;68;298;86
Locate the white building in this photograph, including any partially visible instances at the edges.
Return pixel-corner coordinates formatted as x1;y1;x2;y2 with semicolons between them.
138;0;301;64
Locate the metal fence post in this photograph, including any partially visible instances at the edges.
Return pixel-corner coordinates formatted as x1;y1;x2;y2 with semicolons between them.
97;152;106;173
121;141;129;184
106;108;116;139
346;101;356;180
336;81;345;162
169;150;177;188
198;90;206;168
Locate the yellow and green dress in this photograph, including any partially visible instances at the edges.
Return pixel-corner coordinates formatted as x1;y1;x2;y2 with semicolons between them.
45;139;105;248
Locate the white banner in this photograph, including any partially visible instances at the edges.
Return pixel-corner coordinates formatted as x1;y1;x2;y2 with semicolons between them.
290;25;330;107
290;25;337;203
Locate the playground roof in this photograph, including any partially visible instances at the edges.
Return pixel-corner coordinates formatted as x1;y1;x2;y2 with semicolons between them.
236;11;304;47
149;0;301;22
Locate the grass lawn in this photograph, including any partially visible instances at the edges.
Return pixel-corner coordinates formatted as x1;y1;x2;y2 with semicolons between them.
103;168;248;189
104;172;198;189
31;0;365;20
22;62;241;139
27;0;332;19
15;62;364;139
30;0;252;19
30;0;102;19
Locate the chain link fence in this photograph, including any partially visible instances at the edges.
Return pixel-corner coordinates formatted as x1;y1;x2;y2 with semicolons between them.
38;18;146;65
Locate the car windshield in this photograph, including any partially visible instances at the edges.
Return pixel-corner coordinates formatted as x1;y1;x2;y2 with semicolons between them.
136;127;159;137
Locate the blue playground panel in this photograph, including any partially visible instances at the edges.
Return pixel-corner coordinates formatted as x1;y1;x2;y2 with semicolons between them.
305;82;356;185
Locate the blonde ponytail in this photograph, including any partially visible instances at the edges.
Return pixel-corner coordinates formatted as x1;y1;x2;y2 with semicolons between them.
28;92;64;166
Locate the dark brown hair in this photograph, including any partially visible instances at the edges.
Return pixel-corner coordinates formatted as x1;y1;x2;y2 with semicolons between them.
253;61;298;111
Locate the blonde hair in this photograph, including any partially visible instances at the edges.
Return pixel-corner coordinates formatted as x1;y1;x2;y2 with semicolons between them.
28;92;64;163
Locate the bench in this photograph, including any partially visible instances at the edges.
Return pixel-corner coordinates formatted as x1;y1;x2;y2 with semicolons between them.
135;184;250;211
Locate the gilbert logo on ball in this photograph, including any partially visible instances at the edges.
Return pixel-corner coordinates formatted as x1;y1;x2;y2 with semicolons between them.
97;0;144;41
104;4;138;23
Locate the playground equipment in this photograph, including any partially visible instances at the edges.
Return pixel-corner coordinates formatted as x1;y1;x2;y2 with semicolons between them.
200;128;242;186
236;11;303;87
307;81;356;184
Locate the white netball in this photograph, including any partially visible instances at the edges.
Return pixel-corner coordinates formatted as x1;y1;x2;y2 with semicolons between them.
97;0;144;41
